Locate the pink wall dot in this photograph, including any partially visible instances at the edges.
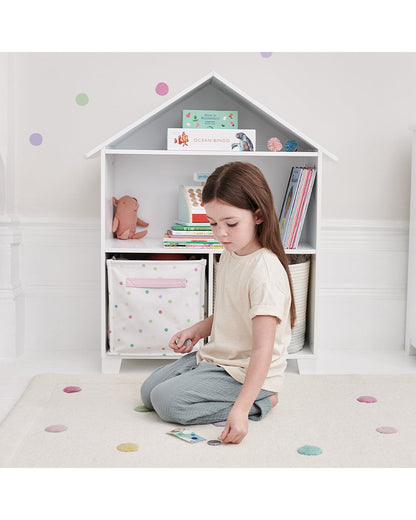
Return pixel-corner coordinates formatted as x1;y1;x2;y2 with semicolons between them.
155;82;169;96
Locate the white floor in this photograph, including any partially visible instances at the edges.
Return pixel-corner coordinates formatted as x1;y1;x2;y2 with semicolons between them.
1;348;416;425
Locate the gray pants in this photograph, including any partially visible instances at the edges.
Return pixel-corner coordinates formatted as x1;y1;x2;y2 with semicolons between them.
140;352;275;425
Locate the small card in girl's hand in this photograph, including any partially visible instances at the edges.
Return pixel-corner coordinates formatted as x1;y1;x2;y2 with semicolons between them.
167;428;206;443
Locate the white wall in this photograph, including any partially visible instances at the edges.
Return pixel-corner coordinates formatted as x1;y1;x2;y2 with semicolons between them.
0;52;412;360
7;52;416;220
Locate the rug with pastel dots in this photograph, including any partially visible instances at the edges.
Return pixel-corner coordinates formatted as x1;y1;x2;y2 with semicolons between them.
1;373;416;467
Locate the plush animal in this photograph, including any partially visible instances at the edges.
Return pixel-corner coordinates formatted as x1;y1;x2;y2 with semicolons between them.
112;195;149;239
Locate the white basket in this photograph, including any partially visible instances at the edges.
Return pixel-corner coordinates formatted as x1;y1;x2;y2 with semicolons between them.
288;260;310;354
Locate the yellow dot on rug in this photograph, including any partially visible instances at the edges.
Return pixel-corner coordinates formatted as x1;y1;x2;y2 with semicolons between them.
117;442;139;452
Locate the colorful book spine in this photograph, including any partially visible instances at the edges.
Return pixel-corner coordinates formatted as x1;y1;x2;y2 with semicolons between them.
286;168;311;248
292;169;316;249
279;167;304;246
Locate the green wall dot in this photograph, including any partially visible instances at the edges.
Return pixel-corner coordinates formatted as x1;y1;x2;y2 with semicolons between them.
164;328;168;332
75;93;89;106
168;300;172;303
130;344;134;348
149;319;152;323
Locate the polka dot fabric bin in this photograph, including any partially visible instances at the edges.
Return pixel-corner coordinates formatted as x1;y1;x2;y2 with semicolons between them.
107;259;206;355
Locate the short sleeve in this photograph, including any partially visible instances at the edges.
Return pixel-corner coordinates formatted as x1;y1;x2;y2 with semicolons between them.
248;282;287;321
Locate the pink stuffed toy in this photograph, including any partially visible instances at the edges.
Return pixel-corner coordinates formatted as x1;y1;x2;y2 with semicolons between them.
112;195;149;239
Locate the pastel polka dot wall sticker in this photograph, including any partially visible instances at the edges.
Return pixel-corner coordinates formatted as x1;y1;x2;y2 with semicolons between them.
45;424;68;433
155;82;169;96
29;133;43;146
297;445;323;456
117;442;139;452
63;386;82;393
376;426;398;434
75;93;89;106
260;52;273;58
357;395;377;403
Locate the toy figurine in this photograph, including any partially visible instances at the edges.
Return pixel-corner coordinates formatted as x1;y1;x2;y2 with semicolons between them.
112;195;149;239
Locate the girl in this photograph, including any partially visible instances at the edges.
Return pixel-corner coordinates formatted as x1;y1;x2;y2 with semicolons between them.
141;162;296;444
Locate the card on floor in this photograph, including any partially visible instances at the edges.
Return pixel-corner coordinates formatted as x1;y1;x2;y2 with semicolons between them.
167;428;206;443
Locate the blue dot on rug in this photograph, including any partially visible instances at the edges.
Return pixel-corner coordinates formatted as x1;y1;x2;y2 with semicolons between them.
297;445;323;456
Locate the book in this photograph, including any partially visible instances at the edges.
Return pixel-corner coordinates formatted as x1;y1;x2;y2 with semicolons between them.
167;128;256;151
279;167;316;249
172;221;211;230
286;168;311;248
292;168;316;249
279;167;304;246
182;110;238;129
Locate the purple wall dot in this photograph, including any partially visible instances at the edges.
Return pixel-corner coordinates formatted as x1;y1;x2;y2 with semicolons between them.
260;52;272;58
29;133;43;146
155;82;169;96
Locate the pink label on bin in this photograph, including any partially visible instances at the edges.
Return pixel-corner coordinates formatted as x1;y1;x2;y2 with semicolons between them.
126;278;186;289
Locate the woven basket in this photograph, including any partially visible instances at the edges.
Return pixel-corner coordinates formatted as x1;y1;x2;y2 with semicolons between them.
288;259;310;354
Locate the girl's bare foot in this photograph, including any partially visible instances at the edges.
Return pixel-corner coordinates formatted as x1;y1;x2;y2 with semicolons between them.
269;393;278;408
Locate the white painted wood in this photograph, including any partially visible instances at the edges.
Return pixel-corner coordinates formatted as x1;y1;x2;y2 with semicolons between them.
86;73;338;373
104;150;320;157
406;129;416;354
86;72;338;161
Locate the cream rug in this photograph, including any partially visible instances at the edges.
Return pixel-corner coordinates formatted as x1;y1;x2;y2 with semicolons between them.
1;372;416;467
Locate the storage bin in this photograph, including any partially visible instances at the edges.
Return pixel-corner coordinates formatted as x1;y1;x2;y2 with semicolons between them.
107;258;206;356
288;257;310;354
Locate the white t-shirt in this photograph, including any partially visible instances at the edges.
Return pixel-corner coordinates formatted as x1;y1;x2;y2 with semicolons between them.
196;248;292;392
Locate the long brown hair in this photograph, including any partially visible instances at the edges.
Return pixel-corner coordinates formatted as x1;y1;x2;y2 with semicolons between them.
202;161;296;328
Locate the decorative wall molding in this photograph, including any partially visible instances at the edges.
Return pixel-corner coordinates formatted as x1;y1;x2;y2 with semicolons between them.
320;219;409;251
0;217;410;356
318;219;408;351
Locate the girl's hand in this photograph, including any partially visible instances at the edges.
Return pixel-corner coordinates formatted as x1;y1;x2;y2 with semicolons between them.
168;327;201;354
218;407;249;444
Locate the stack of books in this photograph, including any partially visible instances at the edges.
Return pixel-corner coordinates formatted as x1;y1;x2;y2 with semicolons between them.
163;222;222;250
279;167;316;249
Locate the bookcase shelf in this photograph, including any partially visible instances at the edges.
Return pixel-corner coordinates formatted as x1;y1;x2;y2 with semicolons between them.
88;72;336;374
105;149;320;158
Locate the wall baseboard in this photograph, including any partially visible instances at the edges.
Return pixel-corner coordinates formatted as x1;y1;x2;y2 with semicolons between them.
0;217;410;356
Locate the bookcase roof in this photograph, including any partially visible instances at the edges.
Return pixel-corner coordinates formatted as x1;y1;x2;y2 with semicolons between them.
86;71;337;161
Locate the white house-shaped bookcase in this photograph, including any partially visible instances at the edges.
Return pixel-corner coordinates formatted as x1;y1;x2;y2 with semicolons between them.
87;71;337;373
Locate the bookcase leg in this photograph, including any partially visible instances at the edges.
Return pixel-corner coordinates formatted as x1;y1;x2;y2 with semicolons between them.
296;358;318;375
101;356;122;374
